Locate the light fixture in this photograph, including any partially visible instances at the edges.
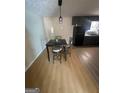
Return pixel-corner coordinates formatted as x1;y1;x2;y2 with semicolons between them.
58;0;63;24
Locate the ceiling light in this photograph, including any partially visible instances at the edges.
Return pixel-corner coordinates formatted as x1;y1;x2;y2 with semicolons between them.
58;0;63;24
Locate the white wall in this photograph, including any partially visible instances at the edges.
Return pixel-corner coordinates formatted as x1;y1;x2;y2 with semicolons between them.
25;15;73;70
25;9;46;71
43;17;73;43
26;0;99;16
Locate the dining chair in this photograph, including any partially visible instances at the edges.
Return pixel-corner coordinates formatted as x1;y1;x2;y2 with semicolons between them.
52;45;63;63
65;37;73;57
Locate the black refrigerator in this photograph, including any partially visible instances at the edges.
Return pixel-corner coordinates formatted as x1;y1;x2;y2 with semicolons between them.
73;26;85;46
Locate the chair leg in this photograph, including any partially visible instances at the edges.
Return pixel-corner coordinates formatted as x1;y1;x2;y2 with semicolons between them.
69;50;71;57
60;53;61;64
53;55;54;64
52;52;62;64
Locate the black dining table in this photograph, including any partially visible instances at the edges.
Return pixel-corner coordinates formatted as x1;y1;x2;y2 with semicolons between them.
46;39;67;62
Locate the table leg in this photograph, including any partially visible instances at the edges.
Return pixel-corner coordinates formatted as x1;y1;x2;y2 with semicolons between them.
64;46;67;61
46;46;50;62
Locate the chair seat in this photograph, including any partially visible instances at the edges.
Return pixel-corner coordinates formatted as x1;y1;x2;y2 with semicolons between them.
53;49;62;53
52;47;62;53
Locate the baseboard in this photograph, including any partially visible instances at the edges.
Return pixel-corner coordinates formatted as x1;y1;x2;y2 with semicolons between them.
25;47;46;72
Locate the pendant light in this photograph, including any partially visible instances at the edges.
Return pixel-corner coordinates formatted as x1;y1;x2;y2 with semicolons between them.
58;0;63;24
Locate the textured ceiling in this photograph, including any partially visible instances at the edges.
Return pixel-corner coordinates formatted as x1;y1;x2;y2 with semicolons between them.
26;0;99;16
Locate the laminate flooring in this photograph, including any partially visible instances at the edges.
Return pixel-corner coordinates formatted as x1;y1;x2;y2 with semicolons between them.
25;47;99;93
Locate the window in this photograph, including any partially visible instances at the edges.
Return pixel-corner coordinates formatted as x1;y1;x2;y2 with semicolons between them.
90;21;99;31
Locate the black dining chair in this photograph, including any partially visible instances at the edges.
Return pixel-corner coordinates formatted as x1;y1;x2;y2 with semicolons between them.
52;45;63;63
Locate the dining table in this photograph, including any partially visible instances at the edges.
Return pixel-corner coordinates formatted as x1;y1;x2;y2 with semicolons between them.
46;39;67;62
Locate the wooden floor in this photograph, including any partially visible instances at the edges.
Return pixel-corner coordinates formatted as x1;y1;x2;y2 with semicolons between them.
75;47;99;85
25;47;99;93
